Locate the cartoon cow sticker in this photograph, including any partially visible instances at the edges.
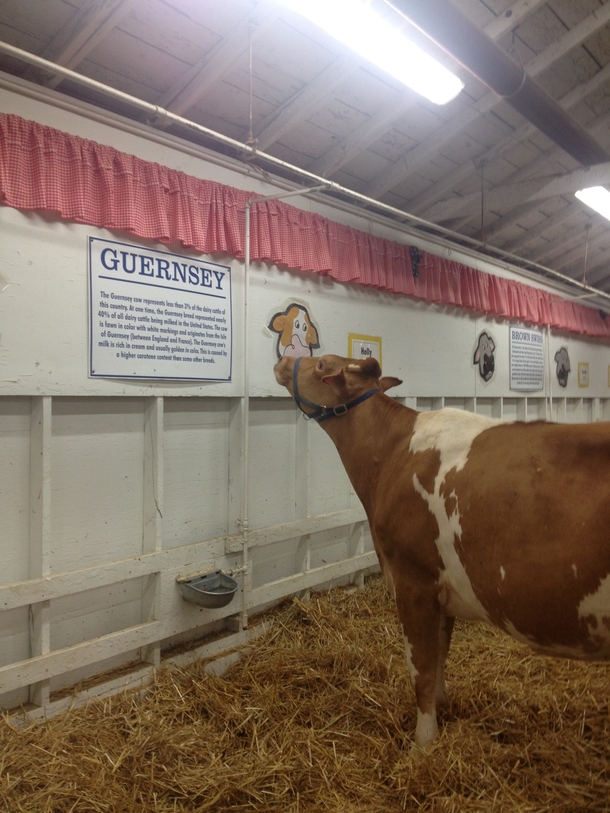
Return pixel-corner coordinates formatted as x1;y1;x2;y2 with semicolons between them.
554;347;570;388
268;303;320;359
473;331;496;382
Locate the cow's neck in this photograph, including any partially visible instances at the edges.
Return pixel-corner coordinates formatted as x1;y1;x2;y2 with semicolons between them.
318;395;415;511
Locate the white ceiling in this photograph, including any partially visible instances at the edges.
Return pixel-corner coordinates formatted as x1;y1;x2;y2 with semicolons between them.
2;0;610;302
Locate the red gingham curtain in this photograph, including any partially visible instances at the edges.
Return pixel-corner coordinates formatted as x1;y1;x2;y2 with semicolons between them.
1;112;609;339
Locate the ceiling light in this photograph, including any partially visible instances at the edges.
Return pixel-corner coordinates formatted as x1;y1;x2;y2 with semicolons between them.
276;0;464;105
575;187;610;222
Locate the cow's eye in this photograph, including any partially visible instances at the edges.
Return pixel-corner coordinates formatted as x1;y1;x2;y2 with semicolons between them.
295;319;300;329
302;322;307;332
316;359;324;371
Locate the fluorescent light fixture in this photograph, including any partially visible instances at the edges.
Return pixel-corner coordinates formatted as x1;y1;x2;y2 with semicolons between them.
277;0;464;105
575;186;610;222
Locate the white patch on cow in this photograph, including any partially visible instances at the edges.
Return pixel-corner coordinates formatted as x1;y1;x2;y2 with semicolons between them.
403;635;418;686
404;635;439;750
381;562;396;599
579;574;610;650
414;711;438;750
410;408;500;623
500;566;506;580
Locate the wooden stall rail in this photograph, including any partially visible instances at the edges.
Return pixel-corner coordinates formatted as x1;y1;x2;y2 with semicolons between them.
0;509;373;716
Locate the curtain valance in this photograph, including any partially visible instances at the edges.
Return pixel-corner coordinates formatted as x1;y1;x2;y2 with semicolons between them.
1;113;608;339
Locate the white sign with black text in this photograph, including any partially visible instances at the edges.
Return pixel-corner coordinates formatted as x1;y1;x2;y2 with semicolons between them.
89;238;232;380
509;326;544;392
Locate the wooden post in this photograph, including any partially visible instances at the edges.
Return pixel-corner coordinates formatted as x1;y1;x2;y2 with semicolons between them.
29;396;52;707
141;396;163;668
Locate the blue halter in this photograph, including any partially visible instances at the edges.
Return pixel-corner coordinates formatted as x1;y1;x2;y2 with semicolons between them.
292;357;379;423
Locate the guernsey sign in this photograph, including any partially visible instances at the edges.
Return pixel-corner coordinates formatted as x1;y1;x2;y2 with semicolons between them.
88;237;232;381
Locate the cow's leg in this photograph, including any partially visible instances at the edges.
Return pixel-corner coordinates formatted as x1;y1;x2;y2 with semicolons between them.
396;583;444;751
436;615;455;706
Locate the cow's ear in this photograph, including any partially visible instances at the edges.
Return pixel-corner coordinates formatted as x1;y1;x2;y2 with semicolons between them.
346;358;381;378
269;314;286;333
321;370;348;395
379;376;402;393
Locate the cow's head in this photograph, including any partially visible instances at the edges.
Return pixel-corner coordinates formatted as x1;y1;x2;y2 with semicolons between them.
274;354;401;422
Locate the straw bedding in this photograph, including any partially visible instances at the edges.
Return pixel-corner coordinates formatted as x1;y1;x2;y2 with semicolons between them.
2;575;610;812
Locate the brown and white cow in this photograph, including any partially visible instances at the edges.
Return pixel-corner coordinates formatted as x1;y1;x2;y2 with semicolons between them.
274;353;610;750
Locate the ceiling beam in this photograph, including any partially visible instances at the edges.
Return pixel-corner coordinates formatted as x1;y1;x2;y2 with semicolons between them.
577;254;610;286
428;93;610;231
155;5;276;117
308;88;418;178
586;275;610;291
412;61;610;220
254;54;359;151
476;109;610;244
502;203;577;254
362;3;610;200
24;0;138;89
426;103;610;224
482;0;548;39
428;161;610;223
308;0;546;179
551;228;608;272
527;221;599;264
209;0;543;159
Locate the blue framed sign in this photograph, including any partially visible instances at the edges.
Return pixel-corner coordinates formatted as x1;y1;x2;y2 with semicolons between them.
89;237;232;381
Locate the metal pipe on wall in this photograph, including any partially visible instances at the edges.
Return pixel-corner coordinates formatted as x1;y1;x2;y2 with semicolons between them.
239;201;252;630
240;186;328;628
386;0;610;167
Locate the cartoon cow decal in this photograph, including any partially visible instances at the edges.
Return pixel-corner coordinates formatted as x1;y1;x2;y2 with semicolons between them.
554;347;570;388
473;331;496;382
268;303;320;359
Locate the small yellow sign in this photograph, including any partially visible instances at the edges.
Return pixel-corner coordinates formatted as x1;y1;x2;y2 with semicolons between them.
348;333;382;366
578;362;589;388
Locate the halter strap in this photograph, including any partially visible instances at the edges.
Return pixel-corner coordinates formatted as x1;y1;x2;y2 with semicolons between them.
293;357;379;423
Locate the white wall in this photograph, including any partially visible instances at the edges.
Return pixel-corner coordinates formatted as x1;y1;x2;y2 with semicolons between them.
1;78;610;716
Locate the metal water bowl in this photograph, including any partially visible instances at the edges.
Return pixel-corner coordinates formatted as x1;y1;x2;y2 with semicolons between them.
178;570;238;609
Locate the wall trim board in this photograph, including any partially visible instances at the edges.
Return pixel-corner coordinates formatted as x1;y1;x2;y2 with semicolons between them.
0;621;162;695
7;621;271;729
225;508;367;553
0;508;367;612
0;551;376;699
247;551;379;609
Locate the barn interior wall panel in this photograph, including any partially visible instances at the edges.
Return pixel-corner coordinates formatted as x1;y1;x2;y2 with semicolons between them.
1;85;610;718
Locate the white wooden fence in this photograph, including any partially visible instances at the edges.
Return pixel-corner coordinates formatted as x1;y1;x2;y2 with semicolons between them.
2;390;608;724
0;392;375;721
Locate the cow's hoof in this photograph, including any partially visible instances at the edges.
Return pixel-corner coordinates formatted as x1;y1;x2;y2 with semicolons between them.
409;741;430;758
